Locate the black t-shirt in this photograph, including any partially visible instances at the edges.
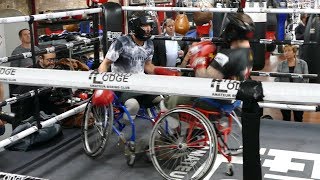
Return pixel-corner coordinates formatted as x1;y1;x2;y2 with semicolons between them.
289;66;295;82
209;48;253;80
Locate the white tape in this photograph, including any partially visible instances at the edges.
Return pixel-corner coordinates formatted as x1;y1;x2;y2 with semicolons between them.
22;52;32;59
83;39;91;45
259;39;273;44
46;46;55;53
0;57;8;63
65;42;74;49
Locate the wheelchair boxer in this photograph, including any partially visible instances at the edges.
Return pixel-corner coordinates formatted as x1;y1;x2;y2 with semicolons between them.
166;13;255;109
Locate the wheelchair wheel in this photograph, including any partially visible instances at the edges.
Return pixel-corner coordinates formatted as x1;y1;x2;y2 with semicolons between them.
149;107;217;180
82;99;114;157
216;111;243;156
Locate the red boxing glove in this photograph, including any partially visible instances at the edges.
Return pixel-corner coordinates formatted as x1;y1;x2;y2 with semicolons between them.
92;90;114;106
79;92;89;100
154;67;180;76
189;41;216;69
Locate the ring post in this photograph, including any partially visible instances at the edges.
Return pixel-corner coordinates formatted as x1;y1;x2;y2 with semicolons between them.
236;80;264;180
92;2;100;69
28;15;42;130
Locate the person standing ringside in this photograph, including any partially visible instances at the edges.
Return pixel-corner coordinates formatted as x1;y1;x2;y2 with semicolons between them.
11;29;40;67
275;44;309;122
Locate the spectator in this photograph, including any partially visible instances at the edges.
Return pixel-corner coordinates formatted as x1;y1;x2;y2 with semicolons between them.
11;29;40;67
152;18;187;67
36;53;57;69
295;14;308;40
275;44;309;122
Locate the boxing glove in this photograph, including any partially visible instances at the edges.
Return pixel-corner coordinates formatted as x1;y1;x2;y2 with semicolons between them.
92;90;114;106
154;67;180;76
189;41;217;69
79;92;89;100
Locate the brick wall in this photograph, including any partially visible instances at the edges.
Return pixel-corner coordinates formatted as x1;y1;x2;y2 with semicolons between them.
0;0;90;16
0;0;31;15
0;0;121;16
36;0;87;13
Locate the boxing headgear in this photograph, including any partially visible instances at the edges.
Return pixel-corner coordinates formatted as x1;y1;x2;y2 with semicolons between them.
129;13;155;41
221;13;255;42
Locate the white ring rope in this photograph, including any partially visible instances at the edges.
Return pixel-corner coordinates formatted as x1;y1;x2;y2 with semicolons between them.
0;67;319;105
0;103;86;149
0;8;102;24
258;102;319;111
164;67;318;79
149;35;315;45
121;6;320;14
0;6;319;25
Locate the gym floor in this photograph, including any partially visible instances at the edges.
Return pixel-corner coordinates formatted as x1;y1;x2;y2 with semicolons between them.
1;118;320;180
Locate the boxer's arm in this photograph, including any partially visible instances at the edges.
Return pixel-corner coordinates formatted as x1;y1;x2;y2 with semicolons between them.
195;66;224;79
144;60;156;74
98;58;113;73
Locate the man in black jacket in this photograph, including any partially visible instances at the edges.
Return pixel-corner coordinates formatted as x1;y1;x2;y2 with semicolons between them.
295;14;308;40
152;18;187;67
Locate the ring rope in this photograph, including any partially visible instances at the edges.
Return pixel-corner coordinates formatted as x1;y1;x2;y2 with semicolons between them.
164;67;318;79
0;6;319;25
0;67;319;104
258;102;320;111
0;37;101;64
121;6;320;14
0;8;102;24
0;103;87;149
149;35;315;45
250;71;317;78
0;87;52;107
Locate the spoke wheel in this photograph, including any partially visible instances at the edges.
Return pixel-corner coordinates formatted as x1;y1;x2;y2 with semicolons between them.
82;99;114;157
149;107;217;180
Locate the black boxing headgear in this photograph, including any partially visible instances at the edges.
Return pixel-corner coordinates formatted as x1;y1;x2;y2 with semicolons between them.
221;13;255;42
129;13;155;41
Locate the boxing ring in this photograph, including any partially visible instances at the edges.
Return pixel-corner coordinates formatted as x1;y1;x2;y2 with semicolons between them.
0;2;320;180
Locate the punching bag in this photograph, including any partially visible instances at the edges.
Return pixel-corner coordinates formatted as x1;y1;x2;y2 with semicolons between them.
175;13;190;35
265;11;277;59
